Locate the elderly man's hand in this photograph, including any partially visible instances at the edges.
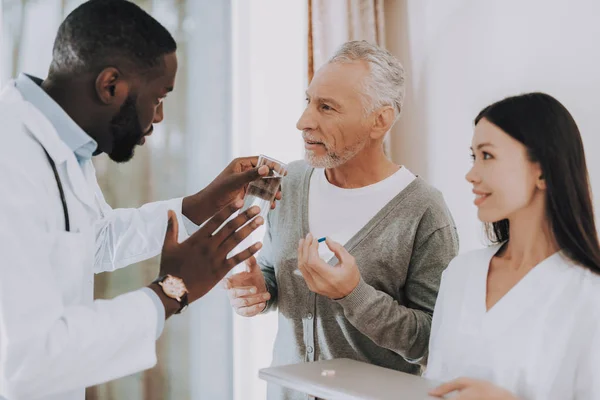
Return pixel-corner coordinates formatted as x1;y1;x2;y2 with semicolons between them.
297;233;360;300
223;256;270;317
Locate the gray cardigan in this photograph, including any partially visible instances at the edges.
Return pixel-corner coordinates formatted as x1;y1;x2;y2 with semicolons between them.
258;161;459;400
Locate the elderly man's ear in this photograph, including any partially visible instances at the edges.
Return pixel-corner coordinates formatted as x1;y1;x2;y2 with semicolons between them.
370;106;396;141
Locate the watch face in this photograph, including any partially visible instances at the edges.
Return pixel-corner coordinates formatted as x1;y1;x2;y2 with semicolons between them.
160;275;188;300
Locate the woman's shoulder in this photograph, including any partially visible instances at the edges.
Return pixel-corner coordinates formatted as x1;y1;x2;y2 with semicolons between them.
443;243;503;277
569;261;600;315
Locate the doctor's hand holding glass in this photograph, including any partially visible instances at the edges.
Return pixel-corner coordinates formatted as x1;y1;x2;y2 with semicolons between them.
150;156;283;316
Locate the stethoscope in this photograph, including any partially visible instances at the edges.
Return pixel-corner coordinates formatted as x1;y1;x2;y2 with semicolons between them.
43;148;70;232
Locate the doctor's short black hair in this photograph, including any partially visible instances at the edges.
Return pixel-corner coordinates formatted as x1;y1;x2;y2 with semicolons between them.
48;0;176;77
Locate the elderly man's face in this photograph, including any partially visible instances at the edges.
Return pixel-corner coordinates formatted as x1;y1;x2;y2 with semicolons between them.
297;61;373;168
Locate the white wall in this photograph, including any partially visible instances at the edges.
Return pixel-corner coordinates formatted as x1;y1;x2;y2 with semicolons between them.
231;1;306;399
1;0;63;84
185;2;237;398
0;0;4;85
386;0;600;253
232;0;306;163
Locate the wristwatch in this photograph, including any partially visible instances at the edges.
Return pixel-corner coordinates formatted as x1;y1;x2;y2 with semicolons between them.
153;274;189;314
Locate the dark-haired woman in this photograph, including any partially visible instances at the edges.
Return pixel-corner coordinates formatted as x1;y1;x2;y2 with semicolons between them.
426;93;600;399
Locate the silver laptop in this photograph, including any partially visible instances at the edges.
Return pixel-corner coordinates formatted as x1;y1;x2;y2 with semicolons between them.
259;358;441;400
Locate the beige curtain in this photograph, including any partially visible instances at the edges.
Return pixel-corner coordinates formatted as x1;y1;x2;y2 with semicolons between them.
308;0;385;82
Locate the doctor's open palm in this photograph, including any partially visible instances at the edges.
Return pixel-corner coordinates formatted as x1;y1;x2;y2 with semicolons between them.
153;200;264;316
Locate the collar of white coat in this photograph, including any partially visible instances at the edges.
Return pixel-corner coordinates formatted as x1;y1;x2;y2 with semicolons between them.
0;80;98;211
1;80;73;165
15;74;98;163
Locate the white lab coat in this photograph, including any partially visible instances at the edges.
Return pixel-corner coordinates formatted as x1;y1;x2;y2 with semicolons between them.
0;81;191;400
425;244;600;400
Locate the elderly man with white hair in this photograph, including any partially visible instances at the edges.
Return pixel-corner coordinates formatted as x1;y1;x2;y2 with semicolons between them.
225;40;459;399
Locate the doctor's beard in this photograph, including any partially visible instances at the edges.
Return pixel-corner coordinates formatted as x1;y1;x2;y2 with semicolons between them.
108;95;146;163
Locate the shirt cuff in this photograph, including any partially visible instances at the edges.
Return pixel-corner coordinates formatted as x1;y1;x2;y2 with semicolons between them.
159;197;189;244
182;215;201;236
139;287;166;339
169;197;202;237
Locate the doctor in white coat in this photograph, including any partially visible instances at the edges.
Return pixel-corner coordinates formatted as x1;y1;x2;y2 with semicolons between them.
426;93;600;399
0;1;278;399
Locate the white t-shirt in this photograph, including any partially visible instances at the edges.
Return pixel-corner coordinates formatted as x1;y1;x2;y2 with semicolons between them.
308;166;416;261
425;244;600;399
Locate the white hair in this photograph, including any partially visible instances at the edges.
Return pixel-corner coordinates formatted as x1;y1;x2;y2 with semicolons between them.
328;40;405;121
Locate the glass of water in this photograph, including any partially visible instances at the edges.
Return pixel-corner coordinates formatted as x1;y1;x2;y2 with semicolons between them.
241;155;287;220
228;155;287;275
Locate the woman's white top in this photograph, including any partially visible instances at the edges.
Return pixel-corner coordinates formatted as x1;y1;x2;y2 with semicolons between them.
425;244;600;400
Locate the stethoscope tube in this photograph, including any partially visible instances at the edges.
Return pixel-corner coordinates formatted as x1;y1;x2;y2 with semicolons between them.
42;148;70;232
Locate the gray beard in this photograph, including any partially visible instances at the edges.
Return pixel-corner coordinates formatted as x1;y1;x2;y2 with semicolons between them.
304;139;368;168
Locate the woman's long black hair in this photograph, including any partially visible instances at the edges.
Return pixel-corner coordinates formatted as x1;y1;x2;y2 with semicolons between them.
475;92;600;274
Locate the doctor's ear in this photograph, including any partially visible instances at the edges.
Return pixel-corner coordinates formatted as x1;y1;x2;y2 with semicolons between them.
95;67;129;106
